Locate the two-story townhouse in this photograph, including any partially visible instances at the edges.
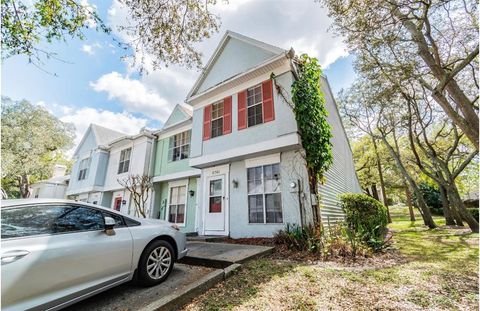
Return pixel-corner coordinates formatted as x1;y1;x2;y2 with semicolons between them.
151;104;201;234
66;124;126;205
102;129;156;215
185;31;361;238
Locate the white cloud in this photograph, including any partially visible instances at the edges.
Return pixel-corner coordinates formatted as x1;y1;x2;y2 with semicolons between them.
102;0;350;108
80;0;98;28
34;100;149;158
90;72;171;122
81;42;101;55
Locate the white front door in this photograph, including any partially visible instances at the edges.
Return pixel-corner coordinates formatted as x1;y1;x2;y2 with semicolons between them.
204;175;227;234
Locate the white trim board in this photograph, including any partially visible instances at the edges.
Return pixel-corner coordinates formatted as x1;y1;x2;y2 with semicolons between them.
189;133;300;168
152;169;201;183
245;153;280;168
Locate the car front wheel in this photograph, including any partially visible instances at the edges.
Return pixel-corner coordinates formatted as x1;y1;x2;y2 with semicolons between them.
138;240;175;286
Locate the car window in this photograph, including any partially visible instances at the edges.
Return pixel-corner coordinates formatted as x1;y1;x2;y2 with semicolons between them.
102;211;126;228
1;205;104;239
54;206;104;233
124;217;141;227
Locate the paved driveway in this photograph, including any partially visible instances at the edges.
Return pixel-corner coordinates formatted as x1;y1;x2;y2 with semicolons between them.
65;264;215;311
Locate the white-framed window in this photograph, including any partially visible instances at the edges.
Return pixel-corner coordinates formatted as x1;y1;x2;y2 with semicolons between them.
247;84;263;127
168;130;191;162
168;185;187;224
247;163;282;223
78;158;91;180
211;101;224;138
118;148;131;174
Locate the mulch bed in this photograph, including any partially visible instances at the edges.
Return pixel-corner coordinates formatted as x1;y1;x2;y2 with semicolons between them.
213;237;408;269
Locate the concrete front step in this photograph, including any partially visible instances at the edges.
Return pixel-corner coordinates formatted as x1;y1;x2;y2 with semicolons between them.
186;235;228;242
179;241;274;268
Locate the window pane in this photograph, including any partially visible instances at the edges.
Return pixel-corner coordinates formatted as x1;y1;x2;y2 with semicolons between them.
209;197;222;213
178;186;187;204
181;144;190;160
266;193;283;223
168;205;177;223
170;187;178;204
211;118;223;138
209;179;222;196
54;206;104;233
2;206;59;238
248;195;264;223
177;204;185;223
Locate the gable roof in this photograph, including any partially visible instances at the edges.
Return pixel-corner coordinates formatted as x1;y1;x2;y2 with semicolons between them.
73;124;126;156
163;104;193;128
186;30;286;100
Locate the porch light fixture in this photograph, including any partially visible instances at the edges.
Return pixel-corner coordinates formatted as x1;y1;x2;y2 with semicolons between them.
189;190;195;197
290;182;297;189
232;179;239;188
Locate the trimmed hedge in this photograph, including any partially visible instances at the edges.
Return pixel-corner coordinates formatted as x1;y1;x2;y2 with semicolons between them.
339;193;388;250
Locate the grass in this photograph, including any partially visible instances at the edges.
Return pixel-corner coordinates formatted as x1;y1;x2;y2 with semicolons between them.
183;206;479;311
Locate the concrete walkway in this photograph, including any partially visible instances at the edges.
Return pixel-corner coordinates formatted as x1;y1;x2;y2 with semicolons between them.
179;241;274;268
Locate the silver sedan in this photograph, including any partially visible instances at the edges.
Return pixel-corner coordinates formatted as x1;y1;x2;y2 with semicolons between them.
1;199;188;311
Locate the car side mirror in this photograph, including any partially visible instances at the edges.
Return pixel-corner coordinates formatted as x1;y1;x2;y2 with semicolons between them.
104;217;116;236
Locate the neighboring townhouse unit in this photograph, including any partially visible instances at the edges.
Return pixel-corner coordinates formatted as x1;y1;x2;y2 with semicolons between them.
30;164;70;199
102;129;156;215
184;31;361;238
66;124;126;205
151;104;201;234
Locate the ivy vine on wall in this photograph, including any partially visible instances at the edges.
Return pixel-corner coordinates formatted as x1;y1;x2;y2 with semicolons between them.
291;54;333;185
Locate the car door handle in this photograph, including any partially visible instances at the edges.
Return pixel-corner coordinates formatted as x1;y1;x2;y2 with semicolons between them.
1;250;30;265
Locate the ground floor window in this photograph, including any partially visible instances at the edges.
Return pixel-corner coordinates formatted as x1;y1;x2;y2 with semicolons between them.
169;185;186;224
247;163;282;223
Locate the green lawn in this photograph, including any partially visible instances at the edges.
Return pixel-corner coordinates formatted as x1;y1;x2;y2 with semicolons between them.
183;206;479;311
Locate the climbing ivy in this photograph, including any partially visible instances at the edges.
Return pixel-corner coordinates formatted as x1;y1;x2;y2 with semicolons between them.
291;54;333;184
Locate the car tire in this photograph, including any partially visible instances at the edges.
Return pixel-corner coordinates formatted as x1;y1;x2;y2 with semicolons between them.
138;240;175;286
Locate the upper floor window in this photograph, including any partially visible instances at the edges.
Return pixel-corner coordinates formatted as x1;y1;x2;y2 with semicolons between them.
168;130;191;162
247;85;263;127
78;158;90;181
118;148;131;174
211;101;224;138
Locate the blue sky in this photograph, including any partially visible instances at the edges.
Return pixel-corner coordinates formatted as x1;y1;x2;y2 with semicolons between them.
2;0;357;150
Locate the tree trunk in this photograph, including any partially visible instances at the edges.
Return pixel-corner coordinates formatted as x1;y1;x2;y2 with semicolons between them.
446;183;479;233
371;184;379;201
308;168;321;226
438;184;456;226
371;136;391;223
18;174;30;198
391;5;480;149
405;185;415;221
379;135;436;228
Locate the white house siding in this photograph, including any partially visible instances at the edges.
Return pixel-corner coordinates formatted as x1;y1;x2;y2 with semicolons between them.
30;182;67;199
190;70;297;162
318;77;362;224
103;135;154;216
196;150;311;238
197;37;279;94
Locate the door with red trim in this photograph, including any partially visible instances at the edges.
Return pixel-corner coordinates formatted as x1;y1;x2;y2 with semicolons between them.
204;175;226;232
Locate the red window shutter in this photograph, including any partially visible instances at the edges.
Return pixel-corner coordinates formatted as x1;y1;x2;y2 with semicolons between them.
262;79;275;123
238;90;247;130
203;105;211;141
223;96;232;134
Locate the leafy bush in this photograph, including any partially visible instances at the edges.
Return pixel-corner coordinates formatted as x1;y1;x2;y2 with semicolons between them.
339;193;388;251
274;223;323;253
467;208;479;221
415;183;443;215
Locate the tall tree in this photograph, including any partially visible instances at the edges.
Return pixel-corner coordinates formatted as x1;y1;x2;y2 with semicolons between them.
2;0;220;71
322;0;479;149
1;97;75;198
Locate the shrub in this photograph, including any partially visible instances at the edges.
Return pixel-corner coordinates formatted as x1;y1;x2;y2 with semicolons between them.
415;182;443;215
339;193;388;251
467;208;479;221
274;223;323;253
